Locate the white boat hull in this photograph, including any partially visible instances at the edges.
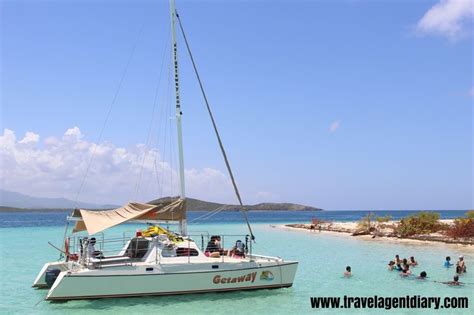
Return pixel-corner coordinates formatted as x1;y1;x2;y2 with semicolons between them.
45;260;297;300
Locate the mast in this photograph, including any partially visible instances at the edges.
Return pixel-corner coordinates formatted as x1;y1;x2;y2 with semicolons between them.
170;0;187;235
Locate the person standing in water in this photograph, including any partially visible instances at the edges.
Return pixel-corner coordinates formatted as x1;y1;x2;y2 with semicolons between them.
395;263;403;271
344;266;352;277
456;256;466;273
444;256;453;268
395;255;401;265
401;265;411;276
409;256;418;266
388;261;395;271
402;258;409;268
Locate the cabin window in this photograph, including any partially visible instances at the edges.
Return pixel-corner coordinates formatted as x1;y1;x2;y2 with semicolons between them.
125;238;150;259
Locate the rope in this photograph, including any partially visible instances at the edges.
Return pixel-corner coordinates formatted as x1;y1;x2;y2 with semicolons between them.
134;32;169;200
157;62;173;198
175;10;255;240
188;205;228;223
154;60;172;198
74;22;145;208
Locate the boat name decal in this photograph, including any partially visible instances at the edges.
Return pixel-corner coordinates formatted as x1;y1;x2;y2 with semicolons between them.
213;272;256;284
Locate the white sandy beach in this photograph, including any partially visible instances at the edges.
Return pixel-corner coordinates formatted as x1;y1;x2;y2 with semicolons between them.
276;220;474;252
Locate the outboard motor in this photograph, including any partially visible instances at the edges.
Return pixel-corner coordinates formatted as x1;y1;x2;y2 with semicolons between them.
45;269;61;288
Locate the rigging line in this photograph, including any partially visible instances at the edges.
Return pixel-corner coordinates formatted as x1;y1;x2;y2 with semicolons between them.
175;10;255;240
160;73;171;198
74;22;146;208
188;209;223;223
154;59;172;199
188;207;222;223
169;103;174;197
134;34;170;200
188;205;228;223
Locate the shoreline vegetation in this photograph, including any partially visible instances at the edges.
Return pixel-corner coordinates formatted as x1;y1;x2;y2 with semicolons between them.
283;211;474;246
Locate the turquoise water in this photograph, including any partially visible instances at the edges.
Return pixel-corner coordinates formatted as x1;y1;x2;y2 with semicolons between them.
1;222;473;314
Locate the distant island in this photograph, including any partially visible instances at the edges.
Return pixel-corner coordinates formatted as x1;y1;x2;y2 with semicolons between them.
0;189;322;212
0;189;118;210
149;196;322;212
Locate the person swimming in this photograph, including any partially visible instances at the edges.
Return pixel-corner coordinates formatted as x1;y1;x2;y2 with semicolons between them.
395;255;401;265
409;256;418;266
417;271;427;280
444;256;453;268
388;261;395;271
344;266;352;277
401;264;411;276
395;263;403;271
402;258;408;268
443;275;463;286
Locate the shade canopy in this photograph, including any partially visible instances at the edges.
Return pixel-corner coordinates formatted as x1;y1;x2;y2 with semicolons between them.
71;198;186;235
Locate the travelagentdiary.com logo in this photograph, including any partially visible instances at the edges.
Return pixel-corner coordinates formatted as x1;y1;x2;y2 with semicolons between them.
310;295;469;310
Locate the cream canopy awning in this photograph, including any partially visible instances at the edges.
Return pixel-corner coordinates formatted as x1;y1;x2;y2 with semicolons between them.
72;198;186;235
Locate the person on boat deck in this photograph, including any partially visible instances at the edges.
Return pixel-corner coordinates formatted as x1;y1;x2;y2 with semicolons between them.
456;256;466;273
87;237;103;259
229;240;246;258
409;256;418;266
444;256;453;268
344;266;352;277
388;261;395;271
205;236;219;253
417;271;427;280
205;236;225;255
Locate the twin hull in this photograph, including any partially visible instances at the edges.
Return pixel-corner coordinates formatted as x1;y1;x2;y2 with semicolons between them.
45;261;298;300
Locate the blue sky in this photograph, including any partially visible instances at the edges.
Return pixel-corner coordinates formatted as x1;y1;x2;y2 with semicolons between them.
1;0;473;209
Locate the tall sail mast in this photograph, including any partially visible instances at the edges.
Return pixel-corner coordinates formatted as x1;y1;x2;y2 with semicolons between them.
170;0;187;235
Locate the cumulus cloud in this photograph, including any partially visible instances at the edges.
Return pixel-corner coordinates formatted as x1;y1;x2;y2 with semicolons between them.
0;127;233;205
329;120;341;133
416;0;474;40
18;131;40;144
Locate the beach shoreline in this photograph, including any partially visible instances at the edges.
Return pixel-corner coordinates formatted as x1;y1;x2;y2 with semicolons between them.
277;220;474;252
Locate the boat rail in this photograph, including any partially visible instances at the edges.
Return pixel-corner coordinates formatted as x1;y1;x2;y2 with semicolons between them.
65;232;253;266
247;254;283;262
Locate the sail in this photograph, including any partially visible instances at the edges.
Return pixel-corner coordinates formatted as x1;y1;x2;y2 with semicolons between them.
72;198;186;235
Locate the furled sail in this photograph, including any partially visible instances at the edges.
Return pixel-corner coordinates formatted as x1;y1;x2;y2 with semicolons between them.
72;198;186;235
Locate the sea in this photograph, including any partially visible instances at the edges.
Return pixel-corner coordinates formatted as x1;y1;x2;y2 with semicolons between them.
0;210;472;314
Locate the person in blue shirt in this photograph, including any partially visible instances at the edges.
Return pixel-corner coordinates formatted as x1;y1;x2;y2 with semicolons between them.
444;256;453;268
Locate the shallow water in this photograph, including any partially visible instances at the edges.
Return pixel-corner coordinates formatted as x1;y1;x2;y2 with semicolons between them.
0;212;473;314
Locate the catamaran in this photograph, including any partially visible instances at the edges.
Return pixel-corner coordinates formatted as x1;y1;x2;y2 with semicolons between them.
33;0;297;301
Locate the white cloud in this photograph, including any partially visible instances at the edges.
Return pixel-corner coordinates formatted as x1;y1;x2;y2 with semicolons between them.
0;127;233;205
18;131;40;144
416;0;474;40
329;120;341;133
63;126;83;140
